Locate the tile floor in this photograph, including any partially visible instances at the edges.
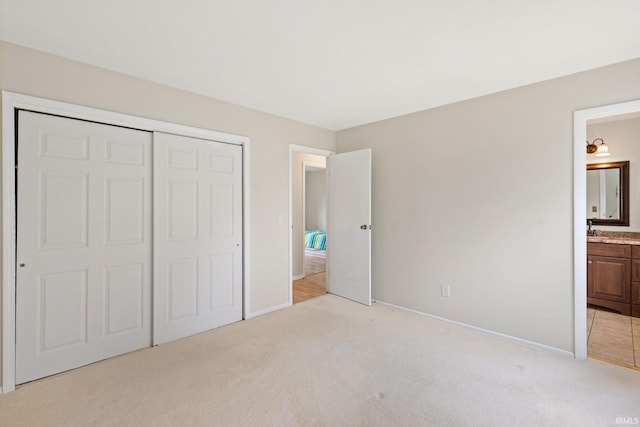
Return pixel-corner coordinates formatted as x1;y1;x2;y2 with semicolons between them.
587;306;640;369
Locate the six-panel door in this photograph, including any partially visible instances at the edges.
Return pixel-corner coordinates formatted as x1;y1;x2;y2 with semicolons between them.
16;113;244;384
16;111;152;384
152;132;243;345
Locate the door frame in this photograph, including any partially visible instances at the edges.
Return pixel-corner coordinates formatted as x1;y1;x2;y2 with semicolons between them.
1;91;251;393
573;98;640;360
288;144;333;306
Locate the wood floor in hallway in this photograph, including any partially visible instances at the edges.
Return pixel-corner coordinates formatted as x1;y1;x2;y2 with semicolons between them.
293;250;326;304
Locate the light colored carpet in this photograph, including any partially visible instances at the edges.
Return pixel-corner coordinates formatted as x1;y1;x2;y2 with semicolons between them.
1;295;639;426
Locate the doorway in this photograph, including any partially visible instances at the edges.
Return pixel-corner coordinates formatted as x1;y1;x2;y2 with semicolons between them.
294;162;327;303
574;99;640;363
288;145;373;307
584;113;640;368
289;145;332;305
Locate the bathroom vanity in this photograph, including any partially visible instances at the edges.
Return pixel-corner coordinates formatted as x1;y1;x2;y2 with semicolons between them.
586;160;639;317
587;236;640;317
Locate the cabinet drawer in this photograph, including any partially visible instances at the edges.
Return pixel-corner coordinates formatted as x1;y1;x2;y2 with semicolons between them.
587;243;631;258
632;245;640;259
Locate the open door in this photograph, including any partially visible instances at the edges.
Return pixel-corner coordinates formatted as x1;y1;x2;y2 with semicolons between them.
327;149;371;305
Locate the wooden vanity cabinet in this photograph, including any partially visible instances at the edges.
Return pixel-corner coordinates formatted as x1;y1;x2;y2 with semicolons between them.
587;243;631;316
632;284;640;317
632;246;640;317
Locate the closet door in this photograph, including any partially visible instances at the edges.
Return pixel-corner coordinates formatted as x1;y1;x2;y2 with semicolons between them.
153;132;243;344
16;111;152;384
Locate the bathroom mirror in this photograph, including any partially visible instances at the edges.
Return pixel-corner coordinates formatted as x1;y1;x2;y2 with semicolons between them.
586;161;629;226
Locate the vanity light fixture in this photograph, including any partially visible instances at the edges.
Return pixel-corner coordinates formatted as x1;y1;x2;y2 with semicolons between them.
586;138;610;156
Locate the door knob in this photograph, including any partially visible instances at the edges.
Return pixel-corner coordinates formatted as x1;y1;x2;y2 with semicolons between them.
19;263;26;267
360;224;367;230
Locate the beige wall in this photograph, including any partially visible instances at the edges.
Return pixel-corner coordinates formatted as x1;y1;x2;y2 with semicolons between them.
587;117;640;231
305;170;327;231
337;57;640;352
4;37;640;377
0;41;336;383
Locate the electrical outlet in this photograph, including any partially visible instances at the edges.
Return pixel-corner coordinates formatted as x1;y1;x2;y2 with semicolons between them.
441;284;450;297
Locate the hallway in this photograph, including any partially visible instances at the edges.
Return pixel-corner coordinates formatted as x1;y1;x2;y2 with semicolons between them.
293;249;326;304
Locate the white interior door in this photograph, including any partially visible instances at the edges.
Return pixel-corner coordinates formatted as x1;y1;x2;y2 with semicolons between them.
16;111;152;384
153;132;243;345
327;149;372;305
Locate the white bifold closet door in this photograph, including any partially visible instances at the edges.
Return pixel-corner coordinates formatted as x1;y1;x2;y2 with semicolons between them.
153;132;243;345
16;111;152;384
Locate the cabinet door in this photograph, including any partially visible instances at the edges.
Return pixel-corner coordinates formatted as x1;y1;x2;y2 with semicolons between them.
632;259;640;282
588;256;630;303
632;283;640;305
630;260;640;308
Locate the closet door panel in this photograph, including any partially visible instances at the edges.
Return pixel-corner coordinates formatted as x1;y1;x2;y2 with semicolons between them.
153;132;242;345
16;111;152;384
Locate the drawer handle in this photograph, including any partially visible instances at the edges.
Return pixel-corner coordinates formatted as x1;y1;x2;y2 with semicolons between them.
588;260;592;264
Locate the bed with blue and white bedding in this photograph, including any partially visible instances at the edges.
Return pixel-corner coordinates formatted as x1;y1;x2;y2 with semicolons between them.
304;230;326;250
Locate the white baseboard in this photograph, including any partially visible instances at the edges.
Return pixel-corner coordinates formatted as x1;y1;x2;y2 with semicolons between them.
292;274;304;280
374;300;575;359
245;302;290;319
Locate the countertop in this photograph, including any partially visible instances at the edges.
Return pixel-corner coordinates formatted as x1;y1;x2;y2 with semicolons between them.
587;232;640;245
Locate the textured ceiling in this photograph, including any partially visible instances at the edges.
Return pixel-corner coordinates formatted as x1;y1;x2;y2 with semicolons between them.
1;0;640;130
